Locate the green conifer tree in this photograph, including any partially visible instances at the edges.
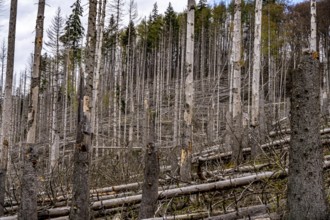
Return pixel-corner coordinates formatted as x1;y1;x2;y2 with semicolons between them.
60;0;84;60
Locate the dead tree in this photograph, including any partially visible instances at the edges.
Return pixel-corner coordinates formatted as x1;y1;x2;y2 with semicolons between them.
69;0;97;219
139;102;159;219
0;0;17;216
287;54;329;219
180;0;195;182
19;0;45;219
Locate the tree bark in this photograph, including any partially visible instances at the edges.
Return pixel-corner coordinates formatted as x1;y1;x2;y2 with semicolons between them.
287;54;329;219
180;0;195;182
310;0;317;52
138;104;159;219
231;0;243;165
19;1;45;219
69;0;97;219
0;0;17;216
251;0;263;157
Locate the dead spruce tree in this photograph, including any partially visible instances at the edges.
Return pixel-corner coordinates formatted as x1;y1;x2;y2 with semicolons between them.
287;54;329;219
180;0;195;182
251;0;263;157
230;0;243;165
139;96;159;219
19;0;45;219
0;0;17;216
69;0;97;219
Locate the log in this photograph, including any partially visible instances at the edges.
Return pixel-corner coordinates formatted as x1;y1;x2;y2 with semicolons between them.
2;162;330;219
38;207;70;219
93;170;287;210
206;204;269;220
269;127;330;137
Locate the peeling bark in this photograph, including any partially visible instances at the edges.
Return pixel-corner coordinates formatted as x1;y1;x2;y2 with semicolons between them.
180;0;195;182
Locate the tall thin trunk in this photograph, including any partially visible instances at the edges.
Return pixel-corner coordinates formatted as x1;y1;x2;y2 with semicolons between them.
69;0;97;219
231;0;243;164
180;0;195;182
50;58;59;170
251;0;262;157
0;0;17;216
310;0;317;52
92;0;106;157
19;0;45;219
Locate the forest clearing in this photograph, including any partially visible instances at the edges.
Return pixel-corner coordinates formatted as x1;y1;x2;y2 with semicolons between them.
0;0;330;219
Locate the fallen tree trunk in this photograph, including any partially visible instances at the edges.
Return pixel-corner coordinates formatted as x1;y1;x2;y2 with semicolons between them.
197;136;330;164
93;170;287;210
3;161;330;218
206;204;269;220
269;127;330;137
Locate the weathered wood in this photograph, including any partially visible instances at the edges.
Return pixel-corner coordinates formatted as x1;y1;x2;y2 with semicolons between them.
206;204;269;220
180;0;195;182
69;0;97;219
0;0;17;216
139;110;159;219
287;54;329;218
93;170;287;210
3;161;330;219
19;0;45;219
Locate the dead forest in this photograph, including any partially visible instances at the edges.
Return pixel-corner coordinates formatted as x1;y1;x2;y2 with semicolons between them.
0;0;330;219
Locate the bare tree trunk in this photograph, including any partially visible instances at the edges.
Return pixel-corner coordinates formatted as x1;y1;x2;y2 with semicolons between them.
231;0;243;164
251;0;262;157
310;0;317;52
180;0;195;182
138;98;159;220
0;0;17;216
19;1;45;219
69;0;97;219
92;0;106;157
287;54;329;219
50;60;59;170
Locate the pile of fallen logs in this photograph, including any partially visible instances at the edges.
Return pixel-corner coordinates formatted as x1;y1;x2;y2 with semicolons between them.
1;128;330;219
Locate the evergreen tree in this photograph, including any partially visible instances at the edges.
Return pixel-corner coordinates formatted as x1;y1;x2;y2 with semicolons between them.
164;2;177;29
147;3;163;50
151;2;159;21
197;0;207;9
60;0;84;59
103;14;117;52
121;20;136;47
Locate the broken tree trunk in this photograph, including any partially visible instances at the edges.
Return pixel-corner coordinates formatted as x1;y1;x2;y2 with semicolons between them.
19;0;45;219
139;106;159;219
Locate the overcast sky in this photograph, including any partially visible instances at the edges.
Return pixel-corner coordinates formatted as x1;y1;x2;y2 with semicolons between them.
0;0;302;77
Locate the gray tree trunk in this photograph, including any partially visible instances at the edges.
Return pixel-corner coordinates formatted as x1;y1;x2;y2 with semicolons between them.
180;0;195;182
287;54;329;219
138;102;159;220
231;0;243;165
19;0;45;219
0;0;17;216
69;0;97;219
310;0;317;52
